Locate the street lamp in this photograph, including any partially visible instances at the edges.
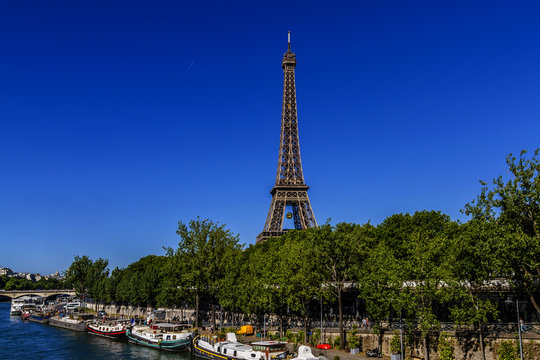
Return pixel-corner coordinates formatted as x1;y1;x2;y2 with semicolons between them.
505;297;524;360
399;310;404;360
220;305;223;333
320;296;323;345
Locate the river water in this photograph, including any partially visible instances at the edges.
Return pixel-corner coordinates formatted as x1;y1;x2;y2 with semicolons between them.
0;302;193;360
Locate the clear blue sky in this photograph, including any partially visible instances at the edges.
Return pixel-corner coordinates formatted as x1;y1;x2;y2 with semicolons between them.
1;1;539;274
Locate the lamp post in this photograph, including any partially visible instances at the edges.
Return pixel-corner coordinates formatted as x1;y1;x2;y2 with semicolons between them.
399;310;404;360
220;305;223;333
506;298;524;360
320;296;323;344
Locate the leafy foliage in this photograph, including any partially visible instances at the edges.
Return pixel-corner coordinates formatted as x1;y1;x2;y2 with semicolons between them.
438;333;455;360
464;149;540;314
497;340;518;360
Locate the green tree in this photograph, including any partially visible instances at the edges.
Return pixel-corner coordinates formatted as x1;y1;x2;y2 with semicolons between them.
444;220;499;360
312;223;368;349
114;255;166;306
375;211;456;360
464;149;540;314
279;230;324;343
64;255;109;298
168;217;241;329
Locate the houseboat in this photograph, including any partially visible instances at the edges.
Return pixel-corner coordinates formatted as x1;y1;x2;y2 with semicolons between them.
127;323;192;351
193;333;288;360
49;314;92;332
28;312;51;324
87;319;130;339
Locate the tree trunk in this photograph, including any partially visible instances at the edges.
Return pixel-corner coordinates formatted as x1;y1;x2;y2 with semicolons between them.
338;287;344;350
478;322;486;360
280;313;283;339
424;336;430;360
304;313;309;344
212;303;216;332
195;293;199;328
529;291;540;315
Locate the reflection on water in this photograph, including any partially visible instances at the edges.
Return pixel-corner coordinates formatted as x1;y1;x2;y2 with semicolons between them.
0;302;193;360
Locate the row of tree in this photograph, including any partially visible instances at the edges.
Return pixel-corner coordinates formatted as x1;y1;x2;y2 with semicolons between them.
64;150;539;360
0;275;68;291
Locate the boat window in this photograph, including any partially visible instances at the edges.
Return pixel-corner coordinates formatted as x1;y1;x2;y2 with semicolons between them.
224;349;227;354
252;354;256;358
234;351;237;356
173;335;176;340
167;336;170;340
218;347;221;353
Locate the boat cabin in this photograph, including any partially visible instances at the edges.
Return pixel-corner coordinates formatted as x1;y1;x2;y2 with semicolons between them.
251;341;287;359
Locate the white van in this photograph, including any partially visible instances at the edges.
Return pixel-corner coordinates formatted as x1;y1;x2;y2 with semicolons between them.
64;301;81;311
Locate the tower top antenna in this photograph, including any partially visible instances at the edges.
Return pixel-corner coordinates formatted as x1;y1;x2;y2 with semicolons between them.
288;31;291;50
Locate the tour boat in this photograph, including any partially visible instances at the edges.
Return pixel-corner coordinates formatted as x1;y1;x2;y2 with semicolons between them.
193;333;288;360
10;296;39;316
49;314;92;332
127;323;192;351
86;319;130;339
10;299;25;316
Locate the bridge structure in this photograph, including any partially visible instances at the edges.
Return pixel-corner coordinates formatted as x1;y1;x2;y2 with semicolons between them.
0;289;76;299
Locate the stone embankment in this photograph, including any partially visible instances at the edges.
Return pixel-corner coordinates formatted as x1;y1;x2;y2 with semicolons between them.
83;303;540;360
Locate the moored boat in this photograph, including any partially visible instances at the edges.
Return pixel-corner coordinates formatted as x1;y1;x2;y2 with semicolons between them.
10;299;25;316
127;323;192;351
20;304;38;320
49;314;92;332
10;296;41;316
21;311;32;320
86;319;130;339
28;312;51;324
193;333;287;360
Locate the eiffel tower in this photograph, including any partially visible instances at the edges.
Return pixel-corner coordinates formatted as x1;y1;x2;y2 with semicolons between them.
256;32;318;244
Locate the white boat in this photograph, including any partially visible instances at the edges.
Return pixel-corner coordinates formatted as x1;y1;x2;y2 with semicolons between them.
10;296;41;316
10;299;25;316
193;333;287;360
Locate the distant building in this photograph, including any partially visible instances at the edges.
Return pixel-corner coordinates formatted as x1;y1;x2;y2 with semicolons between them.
0;267;13;276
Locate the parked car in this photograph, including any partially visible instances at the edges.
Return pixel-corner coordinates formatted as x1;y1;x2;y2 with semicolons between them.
317;344;332;350
98;310;107;317
366;348;382;358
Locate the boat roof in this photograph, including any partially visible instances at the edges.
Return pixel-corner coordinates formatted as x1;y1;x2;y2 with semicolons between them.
252;341;287;346
13;295;42;301
221;342;252;351
154;323;178;328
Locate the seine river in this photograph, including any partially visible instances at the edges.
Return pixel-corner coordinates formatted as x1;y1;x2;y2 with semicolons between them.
0;302;193;360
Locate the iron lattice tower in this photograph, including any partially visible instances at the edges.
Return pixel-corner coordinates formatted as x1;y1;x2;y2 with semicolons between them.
256;32;317;244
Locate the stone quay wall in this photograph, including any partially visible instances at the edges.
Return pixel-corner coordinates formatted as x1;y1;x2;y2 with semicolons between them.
311;329;540;360
82;303;540;359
